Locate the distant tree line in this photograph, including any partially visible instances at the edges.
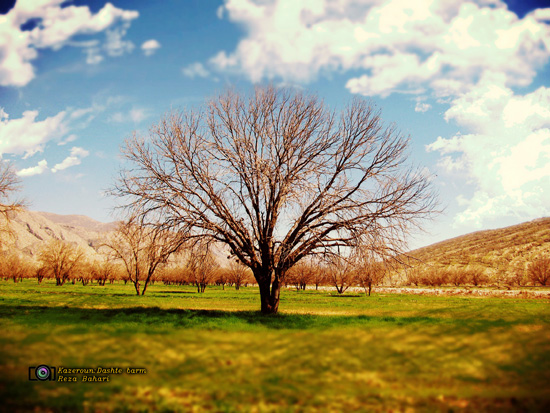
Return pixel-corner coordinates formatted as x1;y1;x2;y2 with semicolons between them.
2;236;549;292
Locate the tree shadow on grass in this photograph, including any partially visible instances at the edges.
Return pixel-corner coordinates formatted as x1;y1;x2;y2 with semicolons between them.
0;304;519;334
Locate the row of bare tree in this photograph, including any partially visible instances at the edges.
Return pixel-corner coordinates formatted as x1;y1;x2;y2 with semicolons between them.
1;235;549;293
403;258;550;288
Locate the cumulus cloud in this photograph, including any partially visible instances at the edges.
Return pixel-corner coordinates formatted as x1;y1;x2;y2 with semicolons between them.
209;0;550;227
0;102;106;158
0;109;67;157
212;0;550;98
0;0;138;87
141;39;161;56
182;62;210;78
426;76;550;226
17;159;48;177
51;146;89;173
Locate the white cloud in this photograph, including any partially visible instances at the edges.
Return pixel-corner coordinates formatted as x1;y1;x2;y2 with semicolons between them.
0;103;105;157
109;107;149;123
182;62;210;78
427;77;550;226
208;0;550;227
212;1;550;98
58;134;78;146
141;39;161;56
85;47;104;65
130;108;147;123
0;109;67;157
51;146;89;173
415;102;432;113
104;23;135;57
17;159;48;177
0;0;138;87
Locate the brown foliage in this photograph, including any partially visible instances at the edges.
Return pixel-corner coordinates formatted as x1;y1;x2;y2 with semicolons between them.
356;260;385;296
90;260;120;286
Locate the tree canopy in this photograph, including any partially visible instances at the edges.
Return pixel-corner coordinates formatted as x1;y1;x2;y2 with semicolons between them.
114;86;438;313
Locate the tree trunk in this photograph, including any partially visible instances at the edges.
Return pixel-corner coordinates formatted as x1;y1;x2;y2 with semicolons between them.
134;281;141;296
258;274;281;314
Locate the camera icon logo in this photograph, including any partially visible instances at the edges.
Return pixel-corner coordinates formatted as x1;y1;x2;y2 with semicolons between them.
29;365;56;381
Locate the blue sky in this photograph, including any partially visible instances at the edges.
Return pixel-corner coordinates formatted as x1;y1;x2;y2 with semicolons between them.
0;0;549;249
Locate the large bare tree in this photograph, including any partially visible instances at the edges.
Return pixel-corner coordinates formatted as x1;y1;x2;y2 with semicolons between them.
114;86;437;313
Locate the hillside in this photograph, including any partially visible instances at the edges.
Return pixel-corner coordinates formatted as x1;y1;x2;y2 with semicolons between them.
1;210;233;266
408;217;550;273
2;210;117;260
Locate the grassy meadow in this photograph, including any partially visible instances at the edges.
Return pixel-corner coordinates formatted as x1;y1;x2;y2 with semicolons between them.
1;280;550;412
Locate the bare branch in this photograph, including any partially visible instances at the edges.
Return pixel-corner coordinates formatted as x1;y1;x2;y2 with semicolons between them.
112;86;439;313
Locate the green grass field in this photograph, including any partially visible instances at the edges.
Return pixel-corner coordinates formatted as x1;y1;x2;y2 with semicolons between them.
1;280;549;412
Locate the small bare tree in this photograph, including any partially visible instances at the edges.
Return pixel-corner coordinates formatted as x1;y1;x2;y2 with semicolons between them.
185;241;219;293
528;257;550;286
324;253;356;294
0;251;34;282
227;259;251;290
90;260;118;286
356;259;385;296
102;219;184;295
114;86;438;313
287;259;315;291
38;239;84;286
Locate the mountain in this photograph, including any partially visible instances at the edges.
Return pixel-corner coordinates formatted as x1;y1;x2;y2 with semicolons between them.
35;211;117;233
408;217;550;271
3;210;117;260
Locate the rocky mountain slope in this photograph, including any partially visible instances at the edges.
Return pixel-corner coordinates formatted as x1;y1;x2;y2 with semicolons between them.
2;210;117;260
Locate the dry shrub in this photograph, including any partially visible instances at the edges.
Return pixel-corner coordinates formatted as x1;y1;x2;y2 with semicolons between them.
324;255;356;294
35;265;49;284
